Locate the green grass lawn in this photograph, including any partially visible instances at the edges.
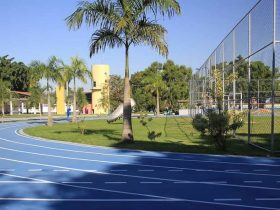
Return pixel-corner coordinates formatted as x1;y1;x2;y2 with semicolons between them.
24;116;279;157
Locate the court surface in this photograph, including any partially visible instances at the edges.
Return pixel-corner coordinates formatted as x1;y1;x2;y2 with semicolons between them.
0;121;280;210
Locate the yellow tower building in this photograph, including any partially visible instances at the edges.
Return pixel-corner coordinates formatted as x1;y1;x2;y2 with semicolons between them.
92;65;110;115
56;85;65;115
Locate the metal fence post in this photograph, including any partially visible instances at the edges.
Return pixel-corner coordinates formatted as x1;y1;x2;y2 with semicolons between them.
233;30;236;110
271;0;276;152
248;12;252;144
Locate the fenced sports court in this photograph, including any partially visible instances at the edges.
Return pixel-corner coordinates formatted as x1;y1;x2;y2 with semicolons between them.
189;0;280;152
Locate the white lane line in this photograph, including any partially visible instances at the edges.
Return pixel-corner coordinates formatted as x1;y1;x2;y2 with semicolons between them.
214;198;242;201
254;169;269;172
28;169;42;172
2;145;280;178
0;181;49;184
62;182;93;184
0;172;178;200
0;172;279;210
0;198;174;201
168;170;183;172
138;170;154;172
174;181;227;184
277;181;280;183
243;181;263;183
256;198;280;201
105;182;127;184
53;169;70;172
225;169;240;172
2;156;280;192
140;182;162;184
110;170;127;172
0;169;15;172
12;130;280;167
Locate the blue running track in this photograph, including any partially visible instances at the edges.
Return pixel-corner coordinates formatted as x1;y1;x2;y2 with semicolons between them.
0;121;280;210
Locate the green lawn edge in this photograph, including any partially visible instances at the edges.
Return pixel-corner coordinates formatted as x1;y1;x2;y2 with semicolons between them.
23;117;279;157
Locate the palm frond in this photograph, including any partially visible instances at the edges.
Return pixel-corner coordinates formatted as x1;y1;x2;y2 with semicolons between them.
132;19;168;56
132;0;181;19
89;29;124;56
66;0;120;30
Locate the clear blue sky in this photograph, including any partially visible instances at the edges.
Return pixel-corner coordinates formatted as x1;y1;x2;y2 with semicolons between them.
1;0;258;79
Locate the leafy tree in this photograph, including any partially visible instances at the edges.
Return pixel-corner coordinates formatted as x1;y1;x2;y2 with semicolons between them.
143;62;166;116
64;56;88;123
0;55;30;91
28;85;45;116
77;87;88;113
99;78;110;113
0;79;11;122
66;0;181;142
30;56;63;126
131;60;192;113
162;60;192;111
131;71;154;112
109;75;124;111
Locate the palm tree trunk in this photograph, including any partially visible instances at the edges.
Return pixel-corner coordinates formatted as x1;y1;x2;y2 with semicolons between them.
47;80;53;126
156;86;160;117
121;44;134;142
72;77;77;123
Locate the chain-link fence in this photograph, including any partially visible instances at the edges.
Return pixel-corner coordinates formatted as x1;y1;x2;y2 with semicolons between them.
189;0;280;152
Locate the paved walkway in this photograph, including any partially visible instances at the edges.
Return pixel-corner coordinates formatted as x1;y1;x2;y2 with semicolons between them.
0;121;280;210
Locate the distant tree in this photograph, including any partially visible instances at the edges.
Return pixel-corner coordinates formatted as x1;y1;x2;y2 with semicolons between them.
162;60;192;111
99;79;110;113
0;55;30;91
64;56;88;123
143;62;166;117
30;56;63;126
77;87;88;113
109;75;124;111
0;79;11;122
131;71;154;112
28;85;45;116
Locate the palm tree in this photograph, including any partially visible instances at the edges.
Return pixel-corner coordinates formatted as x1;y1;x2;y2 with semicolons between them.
64;56;88;123
144;63;166;117
30;56;62;126
66;0;181;142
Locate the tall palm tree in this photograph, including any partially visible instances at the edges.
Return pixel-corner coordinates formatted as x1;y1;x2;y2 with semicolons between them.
30;56;62;126
64;56;88;123
66;0;181;142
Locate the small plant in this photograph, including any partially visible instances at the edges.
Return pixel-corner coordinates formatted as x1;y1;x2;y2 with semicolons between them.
206;109;230;151
139;114;162;141
192;114;208;135
77;118;87;135
192;109;245;151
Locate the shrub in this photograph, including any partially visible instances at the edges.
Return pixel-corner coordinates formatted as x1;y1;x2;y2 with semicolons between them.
206;109;230;151
192;109;245;151
77;118;87;135
192;114;208;135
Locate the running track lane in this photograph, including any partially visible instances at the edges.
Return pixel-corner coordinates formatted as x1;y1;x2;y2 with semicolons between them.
0;121;280;210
